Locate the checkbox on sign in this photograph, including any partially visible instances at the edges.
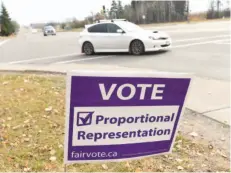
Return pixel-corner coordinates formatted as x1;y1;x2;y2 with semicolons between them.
76;111;94;126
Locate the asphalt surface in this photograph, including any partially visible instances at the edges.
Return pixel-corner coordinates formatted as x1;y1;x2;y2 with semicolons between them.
0;20;230;81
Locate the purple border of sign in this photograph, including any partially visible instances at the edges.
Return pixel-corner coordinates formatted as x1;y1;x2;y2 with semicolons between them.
64;72;191;163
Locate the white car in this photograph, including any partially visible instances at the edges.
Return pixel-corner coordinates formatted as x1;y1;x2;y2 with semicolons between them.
43;25;56;36
31;28;38;33
79;19;172;55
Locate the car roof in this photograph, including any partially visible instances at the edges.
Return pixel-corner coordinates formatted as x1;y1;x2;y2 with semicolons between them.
44;25;53;28
85;20;128;28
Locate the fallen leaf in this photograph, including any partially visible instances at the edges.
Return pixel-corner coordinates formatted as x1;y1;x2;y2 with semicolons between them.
177;140;182;144
189;132;198;137
197;152;202;156
0;119;6;123
3;81;9;85
208;144;213;149
220;137;225;141
176;158;183;163
177;166;184;170
101;164;108;170
7;117;12;121
58;144;63;148
14;163;19;168
24;79;29;83
23;138;30;142
164;155;168;158
49;156;56;161
135;168;142;172
12;125;21;130
45;106;53;112
217;150;228;158
50;149;56;155
176;144;181;149
23;167;31;172
22;134;26;137
169;156;173;160
24;119;30;124
125;161;131;168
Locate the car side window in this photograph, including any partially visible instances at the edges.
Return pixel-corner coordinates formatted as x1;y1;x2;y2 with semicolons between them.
88;24;107;33
107;24;122;33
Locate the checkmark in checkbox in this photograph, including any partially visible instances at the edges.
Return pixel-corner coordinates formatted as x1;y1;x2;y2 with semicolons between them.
76;111;94;126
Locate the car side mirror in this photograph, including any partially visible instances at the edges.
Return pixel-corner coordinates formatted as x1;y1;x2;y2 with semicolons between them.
117;29;124;33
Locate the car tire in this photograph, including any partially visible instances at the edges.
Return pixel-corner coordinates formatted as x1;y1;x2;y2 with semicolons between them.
83;42;94;55
130;40;144;55
44;34;47;36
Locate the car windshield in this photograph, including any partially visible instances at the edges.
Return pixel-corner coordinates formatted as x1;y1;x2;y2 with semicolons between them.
119;22;144;32
44;26;53;30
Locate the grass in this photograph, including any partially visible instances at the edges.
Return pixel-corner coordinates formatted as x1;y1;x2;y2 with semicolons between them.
0;74;230;172
0;34;17;40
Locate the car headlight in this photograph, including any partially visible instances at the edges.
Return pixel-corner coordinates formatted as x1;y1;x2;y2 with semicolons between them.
149;36;157;40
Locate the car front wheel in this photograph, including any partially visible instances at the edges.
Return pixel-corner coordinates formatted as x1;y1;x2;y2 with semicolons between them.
83;42;94;55
130;40;144;55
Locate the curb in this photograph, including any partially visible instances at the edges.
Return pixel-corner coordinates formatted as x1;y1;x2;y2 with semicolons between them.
187;108;230;128
0;69;66;75
0;39;10;47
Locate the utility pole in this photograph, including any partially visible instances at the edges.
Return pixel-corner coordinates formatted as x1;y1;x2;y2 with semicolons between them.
168;1;172;22
91;11;94;23
186;0;190;23
217;0;221;18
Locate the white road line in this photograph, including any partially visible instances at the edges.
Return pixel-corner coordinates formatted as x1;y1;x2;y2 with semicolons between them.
213;39;230;45
8;53;81;64
54;55;112;64
214;42;230;45
174;35;230;43
172;39;230;48
167;28;228;33
0;39;10;47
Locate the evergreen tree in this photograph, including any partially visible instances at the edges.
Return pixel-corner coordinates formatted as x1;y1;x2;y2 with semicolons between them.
110;0;118;19
117;0;124;18
0;3;14;36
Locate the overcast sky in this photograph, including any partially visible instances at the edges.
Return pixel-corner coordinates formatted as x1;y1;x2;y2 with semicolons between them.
0;0;229;25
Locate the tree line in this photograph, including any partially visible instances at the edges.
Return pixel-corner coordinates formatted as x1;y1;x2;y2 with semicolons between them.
207;0;230;19
0;3;19;36
33;0;230;30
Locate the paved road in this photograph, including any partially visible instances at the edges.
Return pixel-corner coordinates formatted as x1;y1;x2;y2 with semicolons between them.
0;20;230;80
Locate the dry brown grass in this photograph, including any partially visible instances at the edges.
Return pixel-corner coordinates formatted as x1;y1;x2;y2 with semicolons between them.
0;74;230;172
